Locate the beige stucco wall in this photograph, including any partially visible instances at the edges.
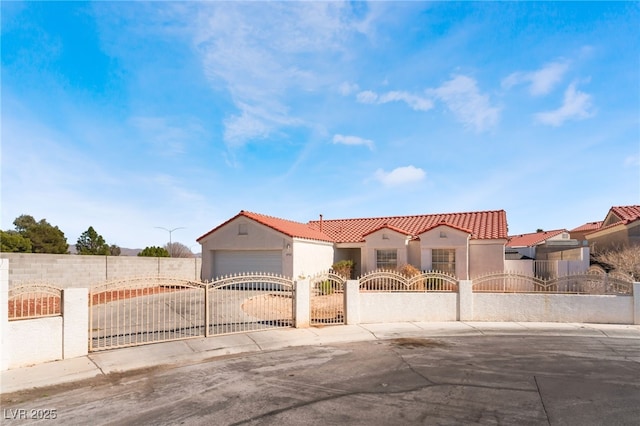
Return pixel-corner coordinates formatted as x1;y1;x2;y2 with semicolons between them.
292;238;335;279
6;317;63;369
473;293;634;323
359;293;458;323
362;229;411;273
419;226;470;279
587;221;640;253
469;240;506;278
504;259;534;275
407;240;421;268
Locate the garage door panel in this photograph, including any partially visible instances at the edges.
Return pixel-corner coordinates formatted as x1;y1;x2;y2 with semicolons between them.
214;250;282;277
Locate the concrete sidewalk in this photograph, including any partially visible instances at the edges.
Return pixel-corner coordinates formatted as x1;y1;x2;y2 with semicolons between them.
2;321;640;394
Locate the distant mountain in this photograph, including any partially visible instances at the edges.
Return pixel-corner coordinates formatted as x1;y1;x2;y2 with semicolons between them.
68;245;141;256
120;248;143;256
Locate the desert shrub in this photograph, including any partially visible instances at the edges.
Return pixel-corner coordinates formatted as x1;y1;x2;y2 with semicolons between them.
593;245;640;281
397;264;420;277
317;280;334;295
332;260;354;279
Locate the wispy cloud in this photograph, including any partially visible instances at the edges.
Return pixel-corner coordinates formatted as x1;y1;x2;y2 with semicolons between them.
535;82;595;126
192;3;370;148
356;90;433;111
429;75;500;132
624;154;640;167
333;134;374;150
502;61;570;96
374;165;426;186
339;82;360;96
129;116;206;156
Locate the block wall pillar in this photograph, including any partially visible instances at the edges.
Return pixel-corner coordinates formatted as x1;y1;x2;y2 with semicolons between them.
458;279;473;321
344;280;360;325
1;259;9;371
63;288;89;359
294;279;310;328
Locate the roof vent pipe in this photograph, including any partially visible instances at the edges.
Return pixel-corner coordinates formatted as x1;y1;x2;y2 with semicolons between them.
319;214;323;232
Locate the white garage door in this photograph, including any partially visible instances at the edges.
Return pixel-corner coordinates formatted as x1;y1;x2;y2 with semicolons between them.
214;250;283;277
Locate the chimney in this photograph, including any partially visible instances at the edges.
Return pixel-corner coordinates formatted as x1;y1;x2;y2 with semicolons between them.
319;214;323;232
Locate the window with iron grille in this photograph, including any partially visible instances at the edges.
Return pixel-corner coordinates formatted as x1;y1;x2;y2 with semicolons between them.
376;249;397;270
432;249;455;274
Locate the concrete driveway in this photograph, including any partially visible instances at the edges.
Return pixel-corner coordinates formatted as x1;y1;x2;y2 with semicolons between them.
2;324;639;425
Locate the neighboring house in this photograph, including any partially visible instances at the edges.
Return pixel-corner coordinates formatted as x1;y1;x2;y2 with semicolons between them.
506;229;588;278
197;209;508;280
570;221;603;247
506;229;575;260
585;205;640;252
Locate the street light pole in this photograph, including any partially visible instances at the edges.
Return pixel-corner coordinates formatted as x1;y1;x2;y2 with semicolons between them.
154;227;186;257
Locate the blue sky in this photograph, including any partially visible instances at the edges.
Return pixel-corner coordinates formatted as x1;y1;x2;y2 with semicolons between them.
2;1;639;250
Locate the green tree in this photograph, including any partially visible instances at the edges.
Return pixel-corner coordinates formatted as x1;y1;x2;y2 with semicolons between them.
13;214;37;233
76;226;110;255
109;245;121;256
138;246;170;257
11;215;68;254
0;230;33;252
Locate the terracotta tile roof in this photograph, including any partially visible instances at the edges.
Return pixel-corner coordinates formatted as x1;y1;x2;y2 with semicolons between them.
309;210;508;243
418;221;473;235
608;205;640;224
506;229;567;248
570;221;602;232
199;209;508;244
197;211;334;243
362;224;413;237
585;205;640;236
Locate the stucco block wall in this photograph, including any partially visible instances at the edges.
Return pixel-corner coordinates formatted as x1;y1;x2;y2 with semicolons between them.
1;253;201;289
472;294;634;324
359;293;458;323
6;317;63;369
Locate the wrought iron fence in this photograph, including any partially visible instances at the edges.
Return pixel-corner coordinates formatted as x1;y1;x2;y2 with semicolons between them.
89;277;206;351
309;271;346;325
207;273;294;335
359;270;458;292
88;273;295;351
8;283;62;320
472;270;633;295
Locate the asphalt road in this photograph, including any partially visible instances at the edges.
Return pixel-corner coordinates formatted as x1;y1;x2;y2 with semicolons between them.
2;333;639;425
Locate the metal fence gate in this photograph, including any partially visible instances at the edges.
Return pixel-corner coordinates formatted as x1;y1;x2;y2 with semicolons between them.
207;273;294;335
89;274;295;351
309;271;346;325
89;277;206;351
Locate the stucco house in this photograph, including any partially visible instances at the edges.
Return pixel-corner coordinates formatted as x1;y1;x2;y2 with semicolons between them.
570;221;603;247
506;229;576;260
585;205;640;252
197;209;508;280
506;229;588;277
